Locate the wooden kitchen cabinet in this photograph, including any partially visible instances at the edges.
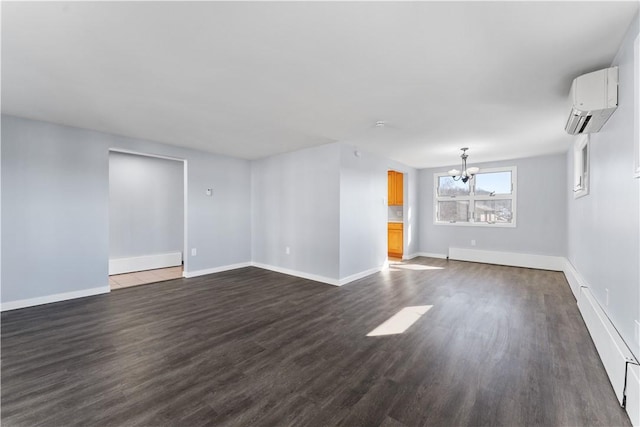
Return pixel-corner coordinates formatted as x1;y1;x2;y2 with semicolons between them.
388;222;403;258
388;171;395;206
388;171;404;206
394;171;403;205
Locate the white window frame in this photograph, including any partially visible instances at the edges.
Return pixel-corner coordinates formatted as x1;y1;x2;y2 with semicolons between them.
634;34;640;178
573;135;590;199
433;166;517;227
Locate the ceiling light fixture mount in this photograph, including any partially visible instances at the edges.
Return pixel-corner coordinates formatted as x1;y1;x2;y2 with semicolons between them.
375;120;386;127
448;147;479;183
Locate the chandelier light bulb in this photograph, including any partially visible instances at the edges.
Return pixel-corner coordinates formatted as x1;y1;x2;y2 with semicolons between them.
449;148;479;182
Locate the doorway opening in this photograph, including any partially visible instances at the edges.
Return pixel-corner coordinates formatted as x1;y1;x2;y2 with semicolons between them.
108;149;187;290
387;169;404;260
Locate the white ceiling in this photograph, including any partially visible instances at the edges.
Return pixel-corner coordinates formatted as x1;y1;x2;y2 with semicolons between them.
2;1;637;168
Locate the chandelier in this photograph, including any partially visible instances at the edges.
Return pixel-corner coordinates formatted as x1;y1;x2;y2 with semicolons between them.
448;148;479;183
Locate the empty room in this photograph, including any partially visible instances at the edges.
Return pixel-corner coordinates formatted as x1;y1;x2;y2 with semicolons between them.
1;1;639;426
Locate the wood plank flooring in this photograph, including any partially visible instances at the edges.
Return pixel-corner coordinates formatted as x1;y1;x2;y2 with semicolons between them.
1;258;631;426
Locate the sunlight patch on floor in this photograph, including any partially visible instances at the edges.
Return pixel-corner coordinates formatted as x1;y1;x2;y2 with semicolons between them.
389;263;444;271
366;305;433;336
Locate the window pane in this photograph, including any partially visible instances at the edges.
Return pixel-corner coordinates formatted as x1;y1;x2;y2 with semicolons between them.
474;200;513;224
438;176;470;197
474;171;512;195
437;201;469;222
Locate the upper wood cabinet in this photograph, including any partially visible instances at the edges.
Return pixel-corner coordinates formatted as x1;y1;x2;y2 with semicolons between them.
388;171;404;206
388;171;395;205
395;172;403;205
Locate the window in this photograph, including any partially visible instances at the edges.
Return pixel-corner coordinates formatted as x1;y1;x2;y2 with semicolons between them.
434;166;516;227
573;135;589;199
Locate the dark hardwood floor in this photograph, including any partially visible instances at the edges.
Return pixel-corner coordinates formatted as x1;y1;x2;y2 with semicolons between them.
1;258;631;426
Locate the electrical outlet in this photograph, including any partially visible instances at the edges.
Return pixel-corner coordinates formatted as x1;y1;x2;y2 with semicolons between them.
285;246;290;255
191;248;197;256
471;240;476;246
605;288;609;307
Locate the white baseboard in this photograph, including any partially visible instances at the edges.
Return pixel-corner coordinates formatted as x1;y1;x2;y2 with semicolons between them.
251;262;341;286
448;248;564;271
414;252;448;259
627;363;640;427
109;252;182;275
183;262;252;278
577;285;638;406
563;259;640;425
251;262;381;287
1;286;110;312
187;261;380;287
562;259;583;300
339;266;381;285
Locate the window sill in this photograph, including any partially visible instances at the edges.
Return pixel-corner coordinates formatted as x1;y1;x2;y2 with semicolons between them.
433;221;516;228
573;187;589;199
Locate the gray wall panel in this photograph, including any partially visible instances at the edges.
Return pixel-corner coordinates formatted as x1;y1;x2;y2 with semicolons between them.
567;13;640;357
1;115;252;304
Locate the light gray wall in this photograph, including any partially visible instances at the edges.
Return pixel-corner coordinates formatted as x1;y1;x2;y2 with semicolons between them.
252;142;418;282
403;162;420;258
251;143;341;279
1;115;251;304
339;143;419;279
109;151;184;259
567;13;639;357
339;145;387;279
2;117;109;302
418;153;567;257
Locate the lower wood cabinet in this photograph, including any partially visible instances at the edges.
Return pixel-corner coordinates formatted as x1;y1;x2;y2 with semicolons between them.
388;222;403;258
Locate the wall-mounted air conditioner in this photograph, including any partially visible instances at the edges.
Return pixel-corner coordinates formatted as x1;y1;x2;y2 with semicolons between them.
565;67;618;135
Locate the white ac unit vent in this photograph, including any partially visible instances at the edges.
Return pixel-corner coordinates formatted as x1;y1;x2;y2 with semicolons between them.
565;67;618;135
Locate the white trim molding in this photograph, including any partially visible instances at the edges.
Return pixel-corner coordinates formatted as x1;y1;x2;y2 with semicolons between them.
183;262;252;278
1;286;110;312
572;135;590;198
448;248;564;271
627;364;640;427
634;34;640;179
251;262;341;286
109;147;185;162
564;258;639;426
109;252;183;275
339;267;382;286
562;258;583;300
577;285;638;405
185;261;361;285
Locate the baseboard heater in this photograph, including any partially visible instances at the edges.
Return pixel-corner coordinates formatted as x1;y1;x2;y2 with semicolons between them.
577;286;639;414
109;252;182;275
447;248;564;271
